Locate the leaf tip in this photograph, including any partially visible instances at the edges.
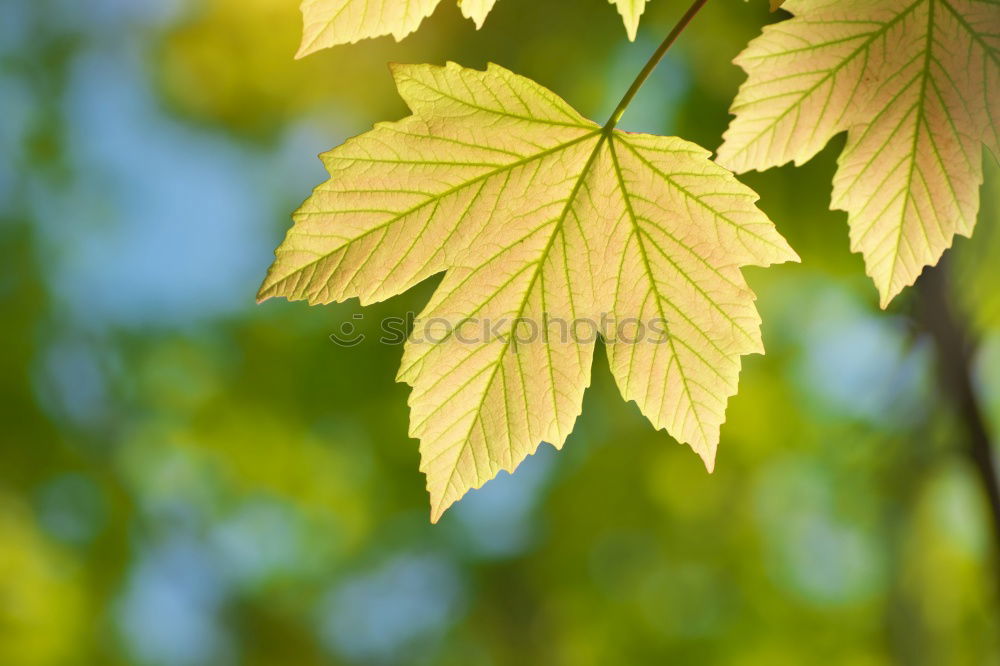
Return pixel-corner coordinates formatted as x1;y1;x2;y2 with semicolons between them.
700;450;717;474
294;41;316;60
877;290;896;311
429;496;451;524
711;147;740;174
255;281;274;304
387;60;406;77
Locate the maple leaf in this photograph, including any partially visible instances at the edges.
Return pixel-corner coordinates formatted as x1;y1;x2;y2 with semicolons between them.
717;0;999;307
258;62;797;520
611;0;650;41
296;0;652;56
298;0;440;56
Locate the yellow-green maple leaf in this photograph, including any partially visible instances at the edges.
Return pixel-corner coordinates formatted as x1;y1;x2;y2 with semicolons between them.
297;0;650;56
258;62;797;520
298;0;440;55
717;0;999;307
610;0;649;41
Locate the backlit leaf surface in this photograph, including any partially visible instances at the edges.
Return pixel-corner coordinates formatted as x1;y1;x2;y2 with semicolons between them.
717;0;999;306
611;0;649;41
297;0;651;56
259;62;797;519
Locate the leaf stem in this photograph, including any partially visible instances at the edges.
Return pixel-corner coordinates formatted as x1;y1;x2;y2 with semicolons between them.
604;0;711;132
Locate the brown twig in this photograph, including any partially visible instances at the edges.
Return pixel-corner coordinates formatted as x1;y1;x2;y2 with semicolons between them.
916;258;1000;558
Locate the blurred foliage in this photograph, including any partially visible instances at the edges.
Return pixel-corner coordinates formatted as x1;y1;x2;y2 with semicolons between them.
1;0;999;664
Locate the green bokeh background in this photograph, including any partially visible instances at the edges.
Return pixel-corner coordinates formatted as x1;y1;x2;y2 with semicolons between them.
2;0;999;664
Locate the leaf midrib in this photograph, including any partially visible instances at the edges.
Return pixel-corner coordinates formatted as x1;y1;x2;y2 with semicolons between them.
429;132;609;517
886;0;937;296
608;138;710;446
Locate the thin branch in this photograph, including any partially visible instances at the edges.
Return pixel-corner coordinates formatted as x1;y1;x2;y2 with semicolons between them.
916;258;1000;565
